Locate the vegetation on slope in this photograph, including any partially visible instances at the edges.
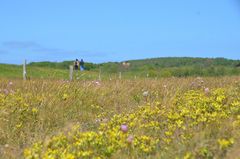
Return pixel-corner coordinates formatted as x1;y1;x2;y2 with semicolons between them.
1;57;240;79
25;57;240;77
97;57;240;77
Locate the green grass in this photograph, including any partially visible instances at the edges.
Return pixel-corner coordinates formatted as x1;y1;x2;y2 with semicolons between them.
2;56;240;79
0;64;69;79
0;64;23;78
0;64;101;80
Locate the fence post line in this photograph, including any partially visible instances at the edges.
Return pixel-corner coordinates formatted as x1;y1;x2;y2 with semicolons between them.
69;65;73;81
23;59;27;80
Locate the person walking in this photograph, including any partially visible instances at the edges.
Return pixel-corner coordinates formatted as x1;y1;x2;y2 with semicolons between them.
80;59;85;71
74;59;79;70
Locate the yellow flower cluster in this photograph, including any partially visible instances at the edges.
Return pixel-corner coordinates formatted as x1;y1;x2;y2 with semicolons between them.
0;90;41;132
23;88;240;158
218;138;234;150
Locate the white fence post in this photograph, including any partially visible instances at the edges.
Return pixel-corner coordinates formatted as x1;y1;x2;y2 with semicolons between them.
119;72;122;80
69;65;73;81
98;68;101;81
23;60;27;80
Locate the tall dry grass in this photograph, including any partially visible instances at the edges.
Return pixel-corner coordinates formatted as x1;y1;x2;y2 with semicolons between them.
0;76;240;158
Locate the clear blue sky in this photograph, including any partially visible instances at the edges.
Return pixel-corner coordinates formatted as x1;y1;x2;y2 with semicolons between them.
0;0;240;64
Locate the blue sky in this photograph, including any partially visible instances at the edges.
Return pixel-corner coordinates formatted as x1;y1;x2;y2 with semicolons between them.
0;0;240;64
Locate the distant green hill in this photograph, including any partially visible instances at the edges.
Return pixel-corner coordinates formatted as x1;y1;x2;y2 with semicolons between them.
97;57;240;77
1;57;240;79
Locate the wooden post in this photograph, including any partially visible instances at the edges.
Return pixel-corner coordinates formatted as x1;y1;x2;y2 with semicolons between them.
119;72;122;80
98;68;101;81
23;60;27;80
69;65;73;81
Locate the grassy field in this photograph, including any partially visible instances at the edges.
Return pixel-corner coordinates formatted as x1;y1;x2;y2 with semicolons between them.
0;76;240;158
0;63;146;80
0;64;104;81
1;57;240;80
0;64;70;79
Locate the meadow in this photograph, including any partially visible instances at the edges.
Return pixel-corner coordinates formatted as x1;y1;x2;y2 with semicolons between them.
1;57;240;80
0;76;240;159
